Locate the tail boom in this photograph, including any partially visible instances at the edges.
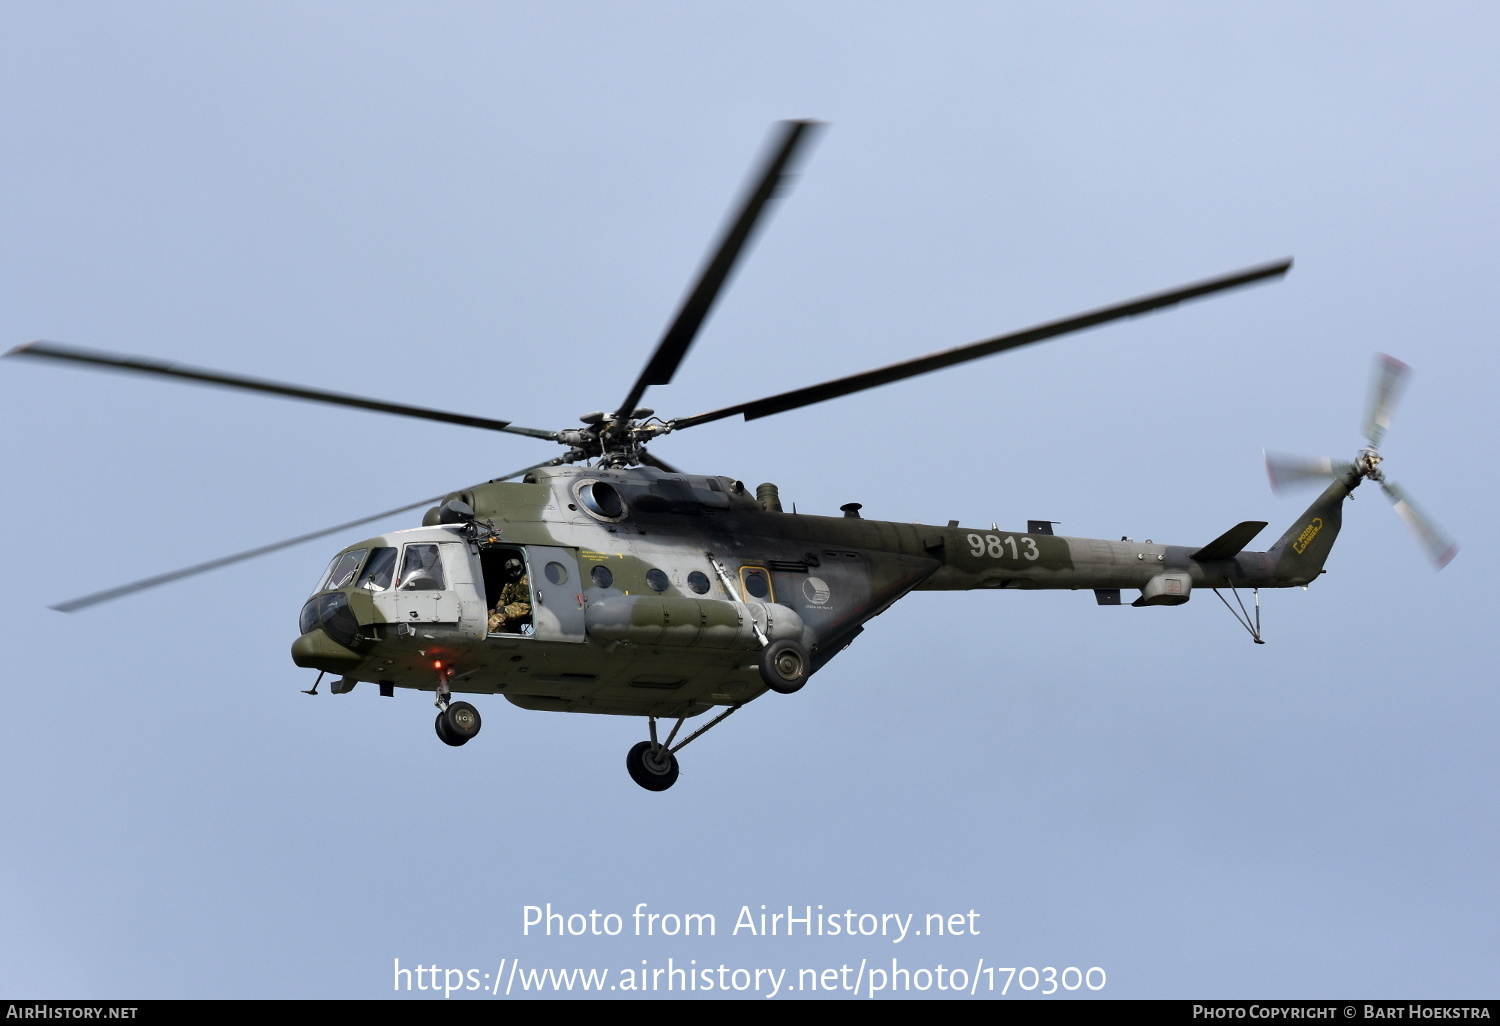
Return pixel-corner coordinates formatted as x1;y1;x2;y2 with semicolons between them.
911;471;1362;597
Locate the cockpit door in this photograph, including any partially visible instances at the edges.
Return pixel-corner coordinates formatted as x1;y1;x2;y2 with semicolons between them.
525;546;585;643
393;542;463;624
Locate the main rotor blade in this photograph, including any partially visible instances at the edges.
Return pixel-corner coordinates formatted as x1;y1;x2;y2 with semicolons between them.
617;119;821;420
1363;352;1411;449
49;461;555;612
1264;451;1353;493
8;341;558;439
1379;479;1458;569
671;259;1293;429
637;449;684;475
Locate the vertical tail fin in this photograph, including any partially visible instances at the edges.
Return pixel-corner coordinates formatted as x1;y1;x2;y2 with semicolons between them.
1267;469;1362;585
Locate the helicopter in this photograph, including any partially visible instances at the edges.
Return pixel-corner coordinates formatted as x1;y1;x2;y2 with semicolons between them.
7;120;1457;791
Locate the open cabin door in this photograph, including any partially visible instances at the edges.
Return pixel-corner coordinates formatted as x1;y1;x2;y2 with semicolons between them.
476;544;584;643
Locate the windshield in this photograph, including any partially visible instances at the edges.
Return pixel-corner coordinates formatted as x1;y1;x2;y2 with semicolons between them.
319;548;367;591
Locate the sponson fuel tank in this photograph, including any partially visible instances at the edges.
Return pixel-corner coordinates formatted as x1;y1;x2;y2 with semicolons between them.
584;595;809;650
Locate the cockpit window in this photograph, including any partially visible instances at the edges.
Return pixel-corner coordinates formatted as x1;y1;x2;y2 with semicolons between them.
314;554;339;594
321;548;368;591
357;547;398;592
398;544;446;591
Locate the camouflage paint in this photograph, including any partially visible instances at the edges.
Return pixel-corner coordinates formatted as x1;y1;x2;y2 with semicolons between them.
292;463;1360;718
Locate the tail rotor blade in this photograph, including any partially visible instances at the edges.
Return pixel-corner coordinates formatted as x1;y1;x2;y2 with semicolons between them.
1379;480;1458;569
1264;451;1351;493
1363;353;1411;449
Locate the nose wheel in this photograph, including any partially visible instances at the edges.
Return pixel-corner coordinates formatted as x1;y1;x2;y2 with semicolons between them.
435;701;482;746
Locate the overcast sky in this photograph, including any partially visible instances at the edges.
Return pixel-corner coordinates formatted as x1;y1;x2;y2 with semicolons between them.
2;2;1496;1000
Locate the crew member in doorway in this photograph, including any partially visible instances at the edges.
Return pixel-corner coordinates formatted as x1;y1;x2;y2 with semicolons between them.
488;557;532;634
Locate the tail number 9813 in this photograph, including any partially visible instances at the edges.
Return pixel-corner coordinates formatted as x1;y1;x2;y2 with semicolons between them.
967;533;1039;560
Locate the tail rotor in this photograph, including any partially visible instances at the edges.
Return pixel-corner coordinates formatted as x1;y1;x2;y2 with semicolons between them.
1263;354;1457;570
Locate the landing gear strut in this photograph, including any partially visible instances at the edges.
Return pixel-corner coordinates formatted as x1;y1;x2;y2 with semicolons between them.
626;704;742;791
1212;577;1265;644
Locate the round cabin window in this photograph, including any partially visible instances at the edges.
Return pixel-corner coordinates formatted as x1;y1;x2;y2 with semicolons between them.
686;571;710;594
590;564;614;589
645;568;669;592
743;569;770;598
544;561;568;586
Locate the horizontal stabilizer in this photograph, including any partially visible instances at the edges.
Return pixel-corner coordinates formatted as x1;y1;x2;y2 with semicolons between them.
1191;521;1268;561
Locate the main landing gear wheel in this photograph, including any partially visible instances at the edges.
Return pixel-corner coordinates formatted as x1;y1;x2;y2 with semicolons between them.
435;701;481;747
759;638;809;694
626;740;680;791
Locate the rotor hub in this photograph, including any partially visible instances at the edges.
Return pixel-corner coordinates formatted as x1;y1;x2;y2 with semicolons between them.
553;411;674;468
1356;447;1384;482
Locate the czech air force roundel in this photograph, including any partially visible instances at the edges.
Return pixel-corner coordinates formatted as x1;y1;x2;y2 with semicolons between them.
802;576;831;605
